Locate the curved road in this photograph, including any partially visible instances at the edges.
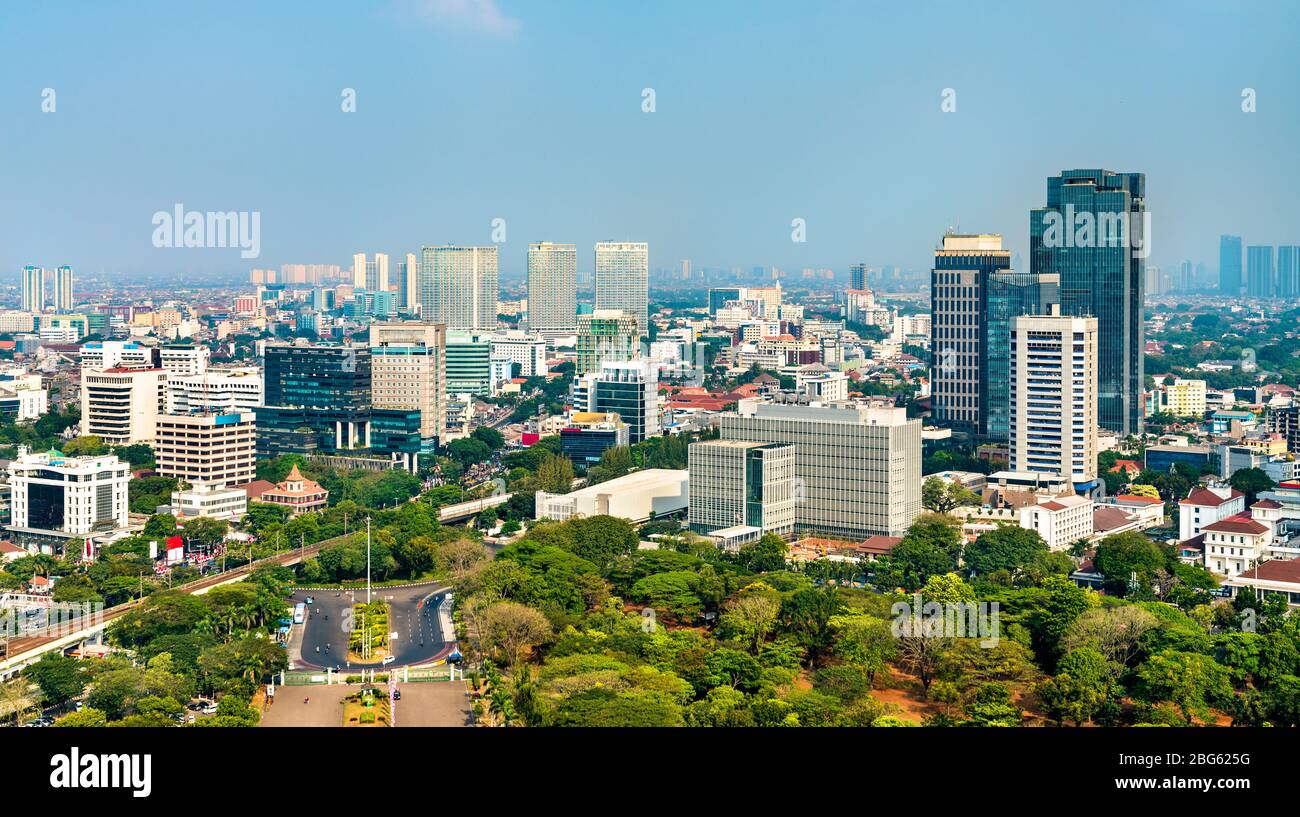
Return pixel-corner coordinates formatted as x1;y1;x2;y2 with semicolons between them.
291;583;452;671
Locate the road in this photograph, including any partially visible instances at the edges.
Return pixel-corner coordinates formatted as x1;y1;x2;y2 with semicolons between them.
1;539;335;667
291;582;452;671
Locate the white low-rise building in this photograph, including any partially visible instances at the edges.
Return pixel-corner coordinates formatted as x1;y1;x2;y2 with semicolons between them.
170;483;248;521
536;468;689;523
1179;486;1246;542
1019;494;1093;552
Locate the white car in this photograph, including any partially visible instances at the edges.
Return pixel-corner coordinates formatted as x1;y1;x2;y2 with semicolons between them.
381;655;396;666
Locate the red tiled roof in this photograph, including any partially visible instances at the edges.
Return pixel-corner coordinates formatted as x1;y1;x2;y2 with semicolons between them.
1093;506;1136;532
1202;514;1268;535
1237;557;1300;584
1252;499;1282;509
237;480;278;500
1180;487;1243;507
858;535;903;556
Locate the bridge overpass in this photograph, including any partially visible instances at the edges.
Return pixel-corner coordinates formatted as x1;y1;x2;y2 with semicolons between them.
437;493;511;523
0;538;333;681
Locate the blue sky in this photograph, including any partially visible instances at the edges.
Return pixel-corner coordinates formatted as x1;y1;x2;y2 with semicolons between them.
2;0;1298;280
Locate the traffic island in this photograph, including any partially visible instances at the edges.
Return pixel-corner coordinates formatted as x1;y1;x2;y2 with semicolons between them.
342;686;391;727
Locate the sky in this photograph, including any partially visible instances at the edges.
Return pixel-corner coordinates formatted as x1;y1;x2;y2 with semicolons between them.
2;0;1299;281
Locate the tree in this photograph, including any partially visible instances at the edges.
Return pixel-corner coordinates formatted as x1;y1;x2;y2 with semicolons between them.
53;708;109;727
1027;576;1093;670
831;614;896;687
872;514;961;591
437;539;488;585
535;454;575;494
481;602;551;669
781;587;843;663
965;526;1048;577
62;435;106;457
1228;467;1275;504
1126;483;1160;500
24;653;87;707
183;516;229;552
1062;605;1158;667
736;533;788;573
1136;649;1233;724
720;591;781;654
586;445;633;485
1093;531;1168;596
447;437;492;467
1036;646;1113;726
472;425;505;451
922;476;981;513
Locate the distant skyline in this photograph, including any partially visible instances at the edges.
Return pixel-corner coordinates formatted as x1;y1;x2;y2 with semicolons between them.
3;1;1299;280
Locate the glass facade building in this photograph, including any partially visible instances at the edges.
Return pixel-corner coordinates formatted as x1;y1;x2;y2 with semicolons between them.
1030;169;1145;436
983;271;1059;441
256;343;372;457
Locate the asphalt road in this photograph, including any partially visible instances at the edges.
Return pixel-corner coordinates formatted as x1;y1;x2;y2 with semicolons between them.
291;583;451;671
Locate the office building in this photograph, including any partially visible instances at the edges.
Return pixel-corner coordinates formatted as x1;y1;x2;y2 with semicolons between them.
688;439;797;540
576;360;660;444
256;343;372;457
850;263;868;291
720;401;921;539
1030;169;1145;436
419;245;498;331
370;322;446;469
1164;378;1207;417
576;309;640;376
155;411;258;489
708;287;745;317
594;241;649;336
80;340;157;370
8;448;131;536
445;330;494;396
353;252;389;293
166;368;263;414
80;367;166;444
1009;309;1098;492
159;344;210;376
559;412;629;465
526;242;577;337
984;269;1060;441
490;330;547;378
20;266;44;313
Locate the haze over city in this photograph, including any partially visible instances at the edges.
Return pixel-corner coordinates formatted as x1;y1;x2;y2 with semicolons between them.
4;0;1300;279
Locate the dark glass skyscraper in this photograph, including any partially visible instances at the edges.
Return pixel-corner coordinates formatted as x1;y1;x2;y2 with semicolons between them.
1030;169;1145;436
256;343;372;457
1247;245;1275;297
1219;235;1243;295
984;271;1059;441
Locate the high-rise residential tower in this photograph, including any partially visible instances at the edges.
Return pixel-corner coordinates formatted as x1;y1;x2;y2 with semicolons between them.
1278;246;1300;299
353;252;390;293
52;265;74;311
1220;235;1243;295
1009;307;1098;493
21;265;45;313
526;242;577;338
594;241;649;336
850;263;869;291
1246;245;1275;297
1030;169;1145;436
397;252;419;312
370;322;446;470
419;245;498;331
575;309;640;376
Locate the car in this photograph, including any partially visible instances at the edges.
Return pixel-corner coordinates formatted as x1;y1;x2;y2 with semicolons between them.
201;703;219;715
381;655;396;666
393;688;401;700
305;596;314;605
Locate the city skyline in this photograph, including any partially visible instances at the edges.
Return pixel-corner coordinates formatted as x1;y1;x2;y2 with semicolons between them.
4;1;1300;279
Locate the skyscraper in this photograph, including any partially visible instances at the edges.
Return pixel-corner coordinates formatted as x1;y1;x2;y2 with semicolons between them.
850;262;869;291
370;322;446;470
353;252;389;293
575;309;640;376
256;343;372;457
526;242;577;338
1219;235;1243;295
594;241;649;336
1009;308;1098;493
1246;245;1275;297
929;233;1054;441
52;265;74;311
1278;246;1300;298
21;265;44;313
397;253;419;312
1030;169;1145;436
419;246;498;331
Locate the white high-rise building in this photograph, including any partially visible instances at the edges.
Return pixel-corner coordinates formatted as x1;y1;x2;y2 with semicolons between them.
419;246;498;330
21;266;45;313
353;252;390;293
527;242;577;338
399;252;419;312
154;411;258;489
1009;307;1099;490
80;340;156;370
594;241;649;336
688;439;797;542
8;448;131;535
52;265;74;311
80;367;166;444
